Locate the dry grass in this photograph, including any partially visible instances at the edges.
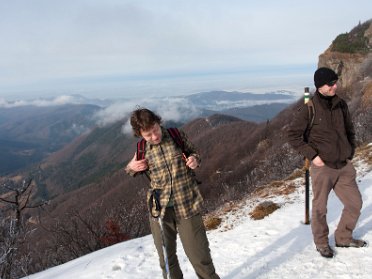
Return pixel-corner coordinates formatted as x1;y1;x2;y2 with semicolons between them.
278;182;297;195
286;168;304;180
253;180;296;198
249;201;280;220
220;201;241;214
257;139;271;151
203;215;222;231
355;144;372;165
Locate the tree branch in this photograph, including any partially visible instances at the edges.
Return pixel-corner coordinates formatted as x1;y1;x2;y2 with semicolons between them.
0;197;16;205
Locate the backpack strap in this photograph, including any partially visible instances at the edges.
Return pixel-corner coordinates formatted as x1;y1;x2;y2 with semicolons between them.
136;138;147;160
304;99;315;143
307;99;315;130
167;128;189;157
135;138;151;180
167;127;201;184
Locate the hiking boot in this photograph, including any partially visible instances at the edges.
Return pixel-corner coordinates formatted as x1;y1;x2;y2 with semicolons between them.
316;245;334;258
336;239;367;248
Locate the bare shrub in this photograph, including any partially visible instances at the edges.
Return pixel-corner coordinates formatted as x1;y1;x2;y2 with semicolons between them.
249;201;280;220
203;216;222;231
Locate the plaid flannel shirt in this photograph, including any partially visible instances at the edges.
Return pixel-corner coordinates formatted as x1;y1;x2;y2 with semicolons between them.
127;127;203;219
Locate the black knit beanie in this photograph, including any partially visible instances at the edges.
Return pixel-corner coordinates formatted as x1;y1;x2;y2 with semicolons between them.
314;67;338;88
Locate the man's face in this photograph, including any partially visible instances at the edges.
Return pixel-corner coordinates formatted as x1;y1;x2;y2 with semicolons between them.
140;123;162;145
318;80;337;97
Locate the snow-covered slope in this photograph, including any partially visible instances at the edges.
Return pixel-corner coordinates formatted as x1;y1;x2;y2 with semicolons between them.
23;147;372;279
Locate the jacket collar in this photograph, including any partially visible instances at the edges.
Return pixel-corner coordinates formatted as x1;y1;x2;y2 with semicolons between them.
315;91;341;110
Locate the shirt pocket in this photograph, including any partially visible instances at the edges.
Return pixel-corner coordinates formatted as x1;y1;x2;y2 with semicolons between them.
147;158;170;188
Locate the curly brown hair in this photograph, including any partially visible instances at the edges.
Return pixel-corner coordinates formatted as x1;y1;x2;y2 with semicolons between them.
130;107;162;137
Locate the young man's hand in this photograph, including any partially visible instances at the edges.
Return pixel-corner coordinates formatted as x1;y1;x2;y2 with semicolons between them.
126;153;148;172
185;155;198;169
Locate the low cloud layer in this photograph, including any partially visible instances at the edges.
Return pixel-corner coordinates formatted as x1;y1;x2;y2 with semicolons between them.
0;95;85;108
92;97;200;135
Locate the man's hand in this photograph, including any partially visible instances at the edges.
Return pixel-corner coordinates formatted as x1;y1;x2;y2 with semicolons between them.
126;153;148;173
185;155;198;169
312;155;325;167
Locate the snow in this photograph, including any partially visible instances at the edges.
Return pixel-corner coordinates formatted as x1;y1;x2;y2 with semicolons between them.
23;161;372;279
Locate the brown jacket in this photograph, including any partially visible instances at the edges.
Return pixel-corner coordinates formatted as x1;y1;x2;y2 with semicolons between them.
287;92;355;169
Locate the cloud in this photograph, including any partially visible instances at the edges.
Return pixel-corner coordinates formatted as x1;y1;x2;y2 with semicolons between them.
0;95;84;108
0;94;200;137
92;97;200;134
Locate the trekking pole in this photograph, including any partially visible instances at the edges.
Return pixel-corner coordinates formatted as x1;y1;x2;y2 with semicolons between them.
151;189;170;279
304;87;310;225
158;218;171;279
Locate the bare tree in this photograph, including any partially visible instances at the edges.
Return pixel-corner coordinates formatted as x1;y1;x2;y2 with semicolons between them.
37;190;148;269
38;206;106;264
0;178;46;279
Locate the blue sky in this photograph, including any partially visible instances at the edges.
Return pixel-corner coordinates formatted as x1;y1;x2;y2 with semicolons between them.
0;0;371;99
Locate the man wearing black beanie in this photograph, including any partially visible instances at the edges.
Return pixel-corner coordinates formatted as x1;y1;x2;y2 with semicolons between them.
287;67;366;258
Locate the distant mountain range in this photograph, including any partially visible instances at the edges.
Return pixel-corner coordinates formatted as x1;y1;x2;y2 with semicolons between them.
184;90;296;110
0;104;99;175
214;103;290;122
0;90;297;111
0;90;297;175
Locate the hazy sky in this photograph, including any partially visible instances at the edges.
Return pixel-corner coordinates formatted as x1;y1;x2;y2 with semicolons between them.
0;0;371;100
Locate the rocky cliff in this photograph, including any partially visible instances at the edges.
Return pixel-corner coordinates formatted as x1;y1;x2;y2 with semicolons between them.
318;19;372;111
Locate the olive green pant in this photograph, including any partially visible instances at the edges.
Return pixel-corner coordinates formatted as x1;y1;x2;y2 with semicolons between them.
310;161;363;247
149;207;219;279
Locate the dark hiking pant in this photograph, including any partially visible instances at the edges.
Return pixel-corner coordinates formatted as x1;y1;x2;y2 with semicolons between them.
149;207;220;279
310;161;363;247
